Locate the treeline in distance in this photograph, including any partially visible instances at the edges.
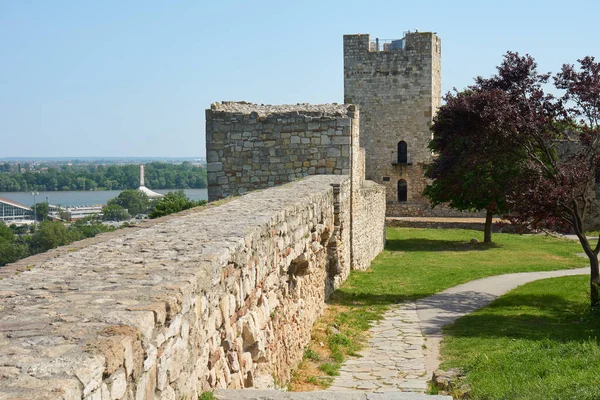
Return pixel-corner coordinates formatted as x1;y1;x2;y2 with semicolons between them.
0;162;207;192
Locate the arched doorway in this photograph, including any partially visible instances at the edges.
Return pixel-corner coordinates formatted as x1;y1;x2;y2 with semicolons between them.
398;179;407;202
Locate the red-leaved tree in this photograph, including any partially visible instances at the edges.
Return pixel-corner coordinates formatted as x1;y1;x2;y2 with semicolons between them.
425;88;524;243
505;56;600;306
428;52;600;306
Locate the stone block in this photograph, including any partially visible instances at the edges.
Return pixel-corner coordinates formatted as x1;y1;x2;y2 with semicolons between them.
327;148;341;157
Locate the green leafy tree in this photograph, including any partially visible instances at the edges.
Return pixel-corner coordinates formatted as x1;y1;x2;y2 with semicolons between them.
107;190;151;217
0;221;14;241
149;191;206;219
70;217;113;238
31;221;77;253
0;241;29;266
102;204;130;221
9;223;30;235
32;201;50;221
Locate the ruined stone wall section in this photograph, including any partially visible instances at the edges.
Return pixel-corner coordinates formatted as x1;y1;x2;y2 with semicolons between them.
206;103;354;202
346;104;387;270
351;181;386;269
0;176;357;399
344;32;442;216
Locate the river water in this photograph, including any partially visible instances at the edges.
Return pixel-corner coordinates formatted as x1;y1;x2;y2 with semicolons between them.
0;189;208;207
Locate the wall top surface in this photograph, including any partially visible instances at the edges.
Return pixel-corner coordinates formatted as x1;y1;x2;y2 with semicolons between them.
0;174;351;398
210;102;353;118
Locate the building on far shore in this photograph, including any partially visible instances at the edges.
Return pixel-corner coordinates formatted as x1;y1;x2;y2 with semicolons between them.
48;205;104;221
0;197;32;222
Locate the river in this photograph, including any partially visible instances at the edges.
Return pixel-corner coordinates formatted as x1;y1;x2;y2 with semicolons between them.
0;189;208;207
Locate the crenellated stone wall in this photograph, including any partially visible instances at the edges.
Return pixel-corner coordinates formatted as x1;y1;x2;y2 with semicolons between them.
0;175;385;400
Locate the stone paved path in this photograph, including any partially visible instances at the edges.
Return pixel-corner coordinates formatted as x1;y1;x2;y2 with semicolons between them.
330;303;428;392
330;267;589;393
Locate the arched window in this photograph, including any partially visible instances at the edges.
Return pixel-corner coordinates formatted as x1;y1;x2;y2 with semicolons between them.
398;179;407;202
398;141;407;164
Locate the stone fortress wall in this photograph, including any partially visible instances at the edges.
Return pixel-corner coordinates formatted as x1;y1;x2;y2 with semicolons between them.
206;102;386;269
0;175;385;399
206;103;355;201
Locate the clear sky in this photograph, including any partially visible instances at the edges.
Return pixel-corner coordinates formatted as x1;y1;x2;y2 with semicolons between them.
1;0;598;158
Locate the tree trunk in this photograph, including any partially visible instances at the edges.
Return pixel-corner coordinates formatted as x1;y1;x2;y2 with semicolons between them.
590;255;599;307
572;221;600;307
484;208;493;243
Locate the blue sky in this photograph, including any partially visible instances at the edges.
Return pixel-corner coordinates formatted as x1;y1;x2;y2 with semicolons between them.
1;1;598;158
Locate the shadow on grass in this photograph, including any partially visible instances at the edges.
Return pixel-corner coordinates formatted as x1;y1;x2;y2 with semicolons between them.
386;238;500;253
329;291;430;306
442;293;600;343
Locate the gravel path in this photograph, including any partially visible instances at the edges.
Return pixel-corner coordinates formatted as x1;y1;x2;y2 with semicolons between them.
331;267;589;393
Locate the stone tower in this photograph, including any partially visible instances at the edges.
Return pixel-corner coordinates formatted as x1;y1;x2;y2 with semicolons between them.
344;32;442;216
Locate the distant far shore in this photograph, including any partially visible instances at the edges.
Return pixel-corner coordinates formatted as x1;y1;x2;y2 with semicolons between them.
0;188;208;208
0;162;207;194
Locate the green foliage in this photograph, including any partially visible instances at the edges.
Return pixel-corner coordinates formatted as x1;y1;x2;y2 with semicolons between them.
31;221;78;253
9;223;30;235
441;276;600;400
328;334;351;346
102;204;131;221
0;162;207;192
303;348;320;361
0;221;15;241
149;190;206;219
0;217;116;266
107;190;151;217
425;89;524;217
305;376;320;385
318;362;340;376
0;240;29;266
70;217;113;238
198;392;215;400
32;201;50;221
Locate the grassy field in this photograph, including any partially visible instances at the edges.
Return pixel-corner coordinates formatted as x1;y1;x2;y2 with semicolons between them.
441;275;600;400
289;227;587;390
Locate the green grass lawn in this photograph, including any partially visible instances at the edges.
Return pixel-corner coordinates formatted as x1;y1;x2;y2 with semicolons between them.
441;275;600;400
291;227;588;390
333;227;585;306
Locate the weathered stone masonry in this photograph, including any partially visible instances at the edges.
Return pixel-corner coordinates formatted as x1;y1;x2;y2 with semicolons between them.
0;175;384;399
205;102;386;270
344;32;440;216
343;32;472;217
206;103;355;201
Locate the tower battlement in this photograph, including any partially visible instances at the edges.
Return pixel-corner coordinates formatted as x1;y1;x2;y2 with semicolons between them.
343;31;439;56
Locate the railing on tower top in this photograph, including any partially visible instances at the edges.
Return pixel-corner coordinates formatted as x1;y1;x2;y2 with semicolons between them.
370;38;405;52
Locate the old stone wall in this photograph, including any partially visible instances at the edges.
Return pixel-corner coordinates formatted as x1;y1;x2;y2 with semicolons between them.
206;103;354;202
205;101;386;272
352;181;387;269
385;202;486;218
0;175;378;400
386;216;510;232
344;32;443;217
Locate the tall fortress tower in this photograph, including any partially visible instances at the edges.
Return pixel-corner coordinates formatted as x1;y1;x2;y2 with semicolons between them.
344;32;442;216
